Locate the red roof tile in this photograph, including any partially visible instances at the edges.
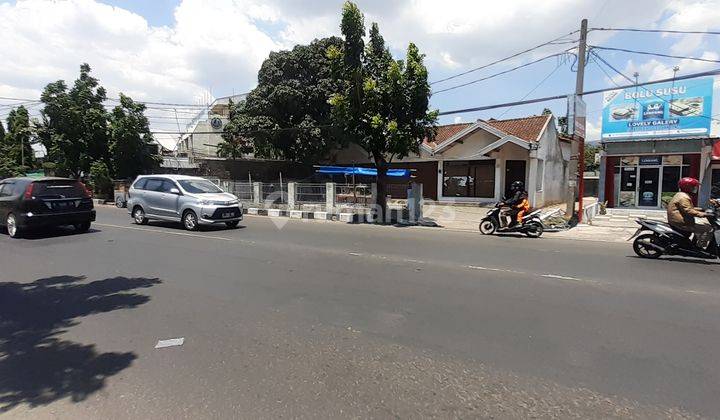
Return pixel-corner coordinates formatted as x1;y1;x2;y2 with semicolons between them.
423;122;472;148
485;114;551;142
424;115;552;151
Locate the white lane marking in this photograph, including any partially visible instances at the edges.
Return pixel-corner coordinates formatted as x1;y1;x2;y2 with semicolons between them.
96;223;233;241
403;258;424;264
467;265;501;271
541;274;585;282
155;337;184;349
466;265;526;275
348;252;362;256
685;290;708;295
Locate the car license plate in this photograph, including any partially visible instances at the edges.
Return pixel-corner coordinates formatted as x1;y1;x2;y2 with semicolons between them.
222;212;234;218
55;202;70;209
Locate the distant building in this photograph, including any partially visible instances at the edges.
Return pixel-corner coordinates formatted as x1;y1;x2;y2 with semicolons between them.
176;93;247;158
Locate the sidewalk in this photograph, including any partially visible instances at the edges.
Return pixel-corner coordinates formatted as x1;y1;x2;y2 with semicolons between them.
424;202;636;244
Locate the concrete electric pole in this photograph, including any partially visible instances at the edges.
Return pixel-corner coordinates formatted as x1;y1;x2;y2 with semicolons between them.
565;18;588;222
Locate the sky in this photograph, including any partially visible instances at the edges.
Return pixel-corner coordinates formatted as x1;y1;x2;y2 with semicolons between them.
1;0;720;146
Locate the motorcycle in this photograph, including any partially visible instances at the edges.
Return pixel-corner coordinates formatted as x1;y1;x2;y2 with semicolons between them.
479;202;544;238
630;203;720;260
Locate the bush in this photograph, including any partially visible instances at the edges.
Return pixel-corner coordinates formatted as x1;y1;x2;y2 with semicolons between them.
89;161;112;198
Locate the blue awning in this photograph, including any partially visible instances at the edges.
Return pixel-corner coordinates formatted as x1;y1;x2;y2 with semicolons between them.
315;166;411;178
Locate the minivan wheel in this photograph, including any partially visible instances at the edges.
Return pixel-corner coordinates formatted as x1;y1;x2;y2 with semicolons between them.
74;221;91;232
133;207;148;225
6;213;21;238
183;210;199;231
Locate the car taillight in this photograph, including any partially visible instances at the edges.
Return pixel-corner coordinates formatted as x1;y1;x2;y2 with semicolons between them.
23;182;34;199
78;182;93;198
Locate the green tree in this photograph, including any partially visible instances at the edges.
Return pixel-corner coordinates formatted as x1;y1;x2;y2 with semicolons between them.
37;63;110;178
217;99;253;160
584;143;601;172
557;116;568;135
109;93;161;178
89;160;112;197
329;2;437;220
0;106;34;177
221;37;344;162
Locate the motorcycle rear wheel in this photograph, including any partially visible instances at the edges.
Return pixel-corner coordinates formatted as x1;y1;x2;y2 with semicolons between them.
524;221;544;238
633;234;663;259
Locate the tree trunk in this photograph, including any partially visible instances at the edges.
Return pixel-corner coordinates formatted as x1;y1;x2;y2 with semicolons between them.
374;157;388;223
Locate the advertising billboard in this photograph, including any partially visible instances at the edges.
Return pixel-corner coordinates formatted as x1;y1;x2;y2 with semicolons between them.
601;77;714;140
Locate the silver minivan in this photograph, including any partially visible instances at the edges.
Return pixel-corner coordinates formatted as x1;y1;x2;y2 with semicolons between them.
127;175;243;231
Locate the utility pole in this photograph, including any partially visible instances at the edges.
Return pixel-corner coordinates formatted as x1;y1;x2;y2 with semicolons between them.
566;18;588;222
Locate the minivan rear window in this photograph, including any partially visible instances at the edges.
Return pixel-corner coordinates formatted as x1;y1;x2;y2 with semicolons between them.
32;180;85;198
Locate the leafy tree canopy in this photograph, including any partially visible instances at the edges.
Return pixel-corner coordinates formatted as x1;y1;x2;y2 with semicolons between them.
0;106;34;177
329;2;437;217
222;37;345;162
109;94;161;179
37;63;109;178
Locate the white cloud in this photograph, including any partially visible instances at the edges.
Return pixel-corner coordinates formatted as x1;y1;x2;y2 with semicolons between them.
612;51;719;85
0;0;717;132
585;115;602;143
663;1;720;54
0;0;282;108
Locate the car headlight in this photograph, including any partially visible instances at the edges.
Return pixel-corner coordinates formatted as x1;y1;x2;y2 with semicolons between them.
199;199;212;206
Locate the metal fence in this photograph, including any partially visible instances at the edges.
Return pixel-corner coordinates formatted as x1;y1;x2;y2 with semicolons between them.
335;183;371;206
296;183;326;204
224;181;253;202
261;182;288;206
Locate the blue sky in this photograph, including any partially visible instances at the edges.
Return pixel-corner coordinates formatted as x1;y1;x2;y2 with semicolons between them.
1;0;719;142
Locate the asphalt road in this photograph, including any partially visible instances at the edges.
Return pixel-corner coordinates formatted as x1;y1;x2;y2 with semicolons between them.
1;206;719;418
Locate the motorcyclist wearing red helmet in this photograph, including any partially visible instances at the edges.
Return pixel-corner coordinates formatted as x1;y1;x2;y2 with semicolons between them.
667;177;712;248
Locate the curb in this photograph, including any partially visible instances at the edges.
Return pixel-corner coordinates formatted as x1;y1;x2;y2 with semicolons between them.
243;208;371;225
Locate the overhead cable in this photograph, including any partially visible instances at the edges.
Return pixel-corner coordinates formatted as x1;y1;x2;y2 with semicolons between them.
589;45;720;64
429;30;578;85
591;27;720;35
432;49;574;95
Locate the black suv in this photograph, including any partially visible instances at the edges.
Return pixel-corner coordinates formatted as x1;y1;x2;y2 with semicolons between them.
0;177;96;238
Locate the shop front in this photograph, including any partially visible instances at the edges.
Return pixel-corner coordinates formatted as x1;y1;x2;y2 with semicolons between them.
603;153;699;209
598;76;717;209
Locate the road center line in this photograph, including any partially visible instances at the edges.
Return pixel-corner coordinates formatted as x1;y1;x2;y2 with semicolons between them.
466;265;526;275
541;274;586;282
95;223;234;241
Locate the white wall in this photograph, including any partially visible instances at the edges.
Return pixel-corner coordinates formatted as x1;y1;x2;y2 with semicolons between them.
534;122;568;206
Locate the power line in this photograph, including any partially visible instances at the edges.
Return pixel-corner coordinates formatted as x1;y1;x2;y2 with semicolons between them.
149;124;336;136
432;49;574;95
590;50;720;124
589;45;720;64
0;95;216;109
497;60;564;118
591;27;720;35
429;30;578;85
437;67;720;116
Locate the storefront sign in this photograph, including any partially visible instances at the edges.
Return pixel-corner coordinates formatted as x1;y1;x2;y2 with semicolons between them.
601;77;714;140
639;156;661;165
662;155;683;165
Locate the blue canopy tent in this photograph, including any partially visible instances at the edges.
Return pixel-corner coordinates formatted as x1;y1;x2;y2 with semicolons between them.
314;165;414;205
314;165;412;178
